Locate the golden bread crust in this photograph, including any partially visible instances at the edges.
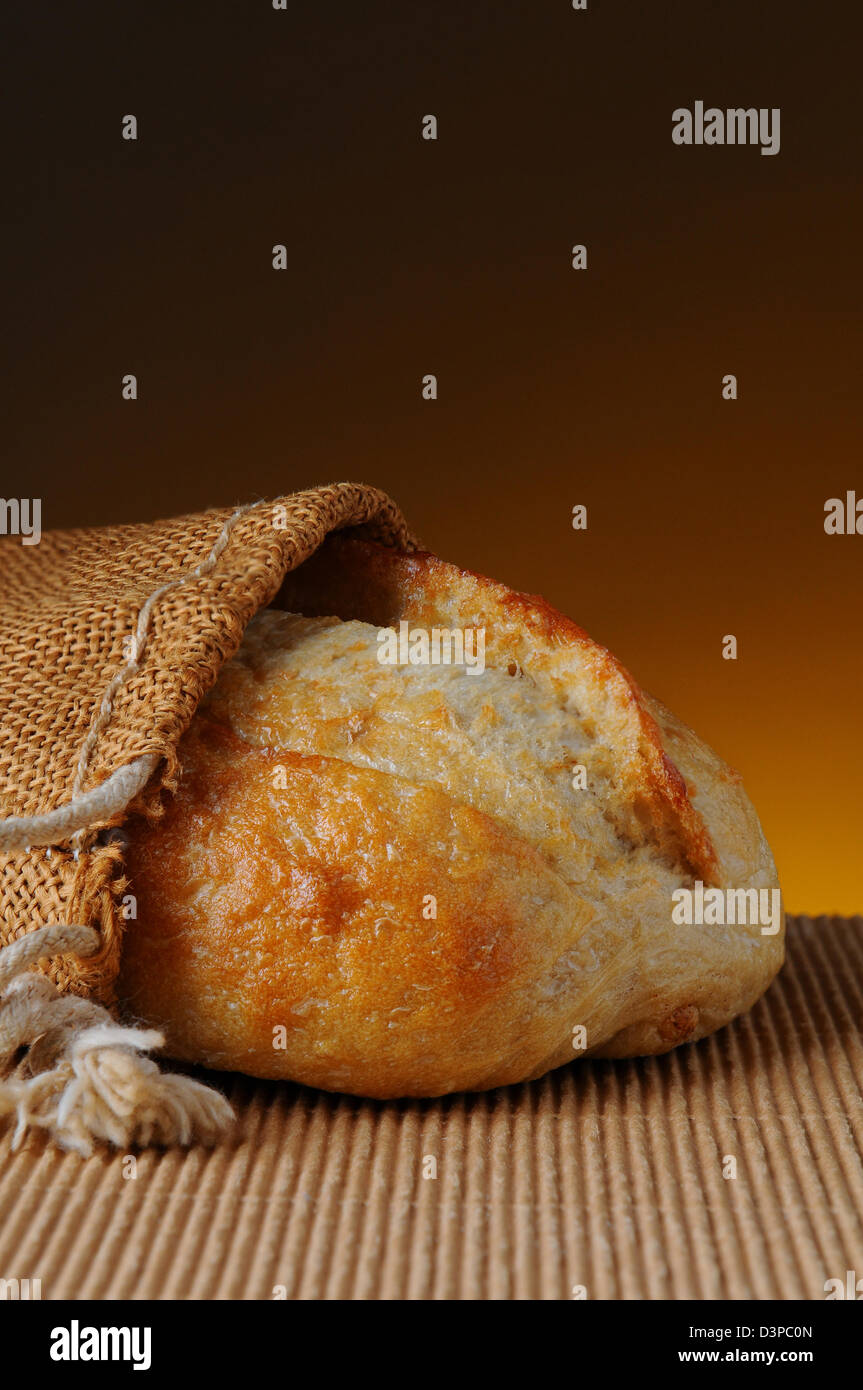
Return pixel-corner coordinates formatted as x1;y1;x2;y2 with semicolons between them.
118;538;783;1096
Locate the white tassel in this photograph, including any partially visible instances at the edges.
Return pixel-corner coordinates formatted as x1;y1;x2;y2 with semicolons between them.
0;925;233;1156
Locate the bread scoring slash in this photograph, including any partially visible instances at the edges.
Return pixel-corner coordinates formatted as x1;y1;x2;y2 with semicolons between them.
117;537;783;1098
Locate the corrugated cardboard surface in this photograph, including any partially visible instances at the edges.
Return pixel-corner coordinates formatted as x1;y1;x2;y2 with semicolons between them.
1;914;861;1300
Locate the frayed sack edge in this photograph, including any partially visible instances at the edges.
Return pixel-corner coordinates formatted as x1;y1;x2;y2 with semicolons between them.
0;507;258;1155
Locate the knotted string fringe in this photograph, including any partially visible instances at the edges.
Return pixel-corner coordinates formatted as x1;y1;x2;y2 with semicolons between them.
0;923;233;1156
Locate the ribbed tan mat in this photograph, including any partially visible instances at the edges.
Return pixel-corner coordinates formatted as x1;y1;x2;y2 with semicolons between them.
1;914;861;1300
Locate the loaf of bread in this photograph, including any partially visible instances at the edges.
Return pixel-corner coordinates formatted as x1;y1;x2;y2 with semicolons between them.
117;537;783;1097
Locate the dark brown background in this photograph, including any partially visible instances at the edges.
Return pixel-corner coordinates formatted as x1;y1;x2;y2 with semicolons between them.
3;2;861;910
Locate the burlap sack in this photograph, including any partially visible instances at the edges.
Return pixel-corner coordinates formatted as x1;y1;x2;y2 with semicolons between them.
0;484;417;1152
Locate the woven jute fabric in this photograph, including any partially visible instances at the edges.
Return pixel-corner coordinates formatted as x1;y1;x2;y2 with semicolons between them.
0;484;417;1004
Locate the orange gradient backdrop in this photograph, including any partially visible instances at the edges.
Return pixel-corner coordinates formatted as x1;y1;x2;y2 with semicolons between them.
4;2;861;910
